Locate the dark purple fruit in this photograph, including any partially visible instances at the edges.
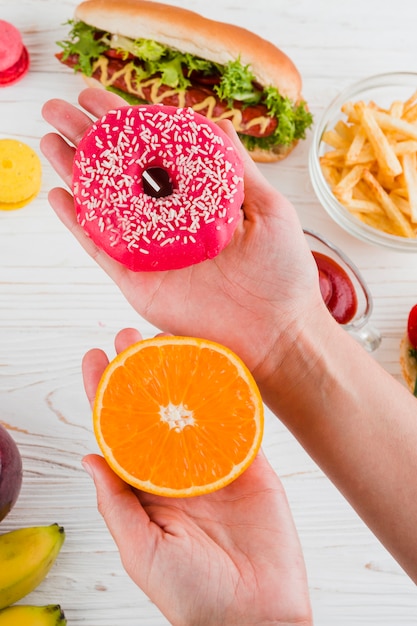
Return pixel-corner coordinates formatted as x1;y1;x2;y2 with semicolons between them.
0;424;22;522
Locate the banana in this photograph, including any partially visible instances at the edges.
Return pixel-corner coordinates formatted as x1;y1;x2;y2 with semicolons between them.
0;524;65;610
0;604;66;625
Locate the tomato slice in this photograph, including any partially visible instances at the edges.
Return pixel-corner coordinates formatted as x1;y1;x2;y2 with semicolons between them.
407;304;417;348
104;49;134;60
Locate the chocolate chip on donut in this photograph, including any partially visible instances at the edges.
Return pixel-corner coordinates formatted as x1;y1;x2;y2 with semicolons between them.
141;166;173;198
72;105;244;271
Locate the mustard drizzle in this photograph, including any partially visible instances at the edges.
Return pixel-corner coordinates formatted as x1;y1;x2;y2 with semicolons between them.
92;57;272;135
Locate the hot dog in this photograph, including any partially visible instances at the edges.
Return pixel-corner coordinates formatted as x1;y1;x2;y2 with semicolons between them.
56;0;313;162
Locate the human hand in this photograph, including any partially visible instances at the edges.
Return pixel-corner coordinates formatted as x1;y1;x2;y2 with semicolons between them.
81;327;312;626
41;88;327;384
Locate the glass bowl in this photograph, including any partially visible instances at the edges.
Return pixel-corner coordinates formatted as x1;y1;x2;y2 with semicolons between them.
308;72;417;252
304;229;381;352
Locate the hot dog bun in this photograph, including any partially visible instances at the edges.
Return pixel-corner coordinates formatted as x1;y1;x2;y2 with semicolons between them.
76;0;302;102
400;333;417;393
70;0;308;163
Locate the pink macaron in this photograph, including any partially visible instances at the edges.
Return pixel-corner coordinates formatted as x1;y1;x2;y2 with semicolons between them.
0;20;30;87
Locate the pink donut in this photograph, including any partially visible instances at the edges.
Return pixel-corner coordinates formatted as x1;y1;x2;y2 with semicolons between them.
73;105;244;271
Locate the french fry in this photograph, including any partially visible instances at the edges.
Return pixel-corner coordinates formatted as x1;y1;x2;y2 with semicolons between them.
333;165;365;200
390;191;412;217
401;152;417;222
403;102;417;122
320;162;342;187
375;168;395;193
373;110;417;140
341;101;358;122
389;101;404;118
355;102;402;176
344;198;384;214
345;127;367;165
319;150;348;166
390;186;409;199
321;129;350;149
393;140;417;156
334;119;353;141
359;211;400;235
403;89;417;113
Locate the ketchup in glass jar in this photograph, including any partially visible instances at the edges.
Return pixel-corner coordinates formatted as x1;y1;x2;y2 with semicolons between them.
313;251;358;324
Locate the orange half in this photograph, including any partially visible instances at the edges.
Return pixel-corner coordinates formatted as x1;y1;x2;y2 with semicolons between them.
93;336;264;497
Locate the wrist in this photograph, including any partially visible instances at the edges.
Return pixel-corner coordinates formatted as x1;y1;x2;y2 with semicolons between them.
254;304;346;417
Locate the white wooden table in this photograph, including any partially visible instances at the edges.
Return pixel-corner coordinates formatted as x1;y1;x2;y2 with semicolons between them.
1;0;417;623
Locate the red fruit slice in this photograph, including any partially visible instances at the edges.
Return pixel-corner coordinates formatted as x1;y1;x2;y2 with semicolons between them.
407;304;417;348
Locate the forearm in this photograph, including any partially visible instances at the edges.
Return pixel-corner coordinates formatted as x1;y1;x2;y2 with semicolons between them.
259;310;417;581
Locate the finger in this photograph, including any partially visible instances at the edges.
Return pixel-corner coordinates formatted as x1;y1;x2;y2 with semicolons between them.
217;119;294;219
47;187;103;258
78;87;127;119
114;327;143;353
47;187;130;287
217;118;272;189
41;98;95;147
82;329;144;404
217;119;264;179
114;329;173;357
82;349;109;406
82;454;157;576
40;132;75;189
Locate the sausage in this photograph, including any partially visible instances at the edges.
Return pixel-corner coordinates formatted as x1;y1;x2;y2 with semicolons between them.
57;52;277;138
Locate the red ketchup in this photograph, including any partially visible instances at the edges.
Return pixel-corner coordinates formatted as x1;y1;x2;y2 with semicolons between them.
313;251;358;324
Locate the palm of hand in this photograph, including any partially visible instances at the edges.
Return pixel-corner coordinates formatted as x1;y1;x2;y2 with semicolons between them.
82;328;312;626
41;88;320;375
86;453;312;626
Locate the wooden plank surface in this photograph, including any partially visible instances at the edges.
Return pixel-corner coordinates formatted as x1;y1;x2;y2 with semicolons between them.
1;0;417;623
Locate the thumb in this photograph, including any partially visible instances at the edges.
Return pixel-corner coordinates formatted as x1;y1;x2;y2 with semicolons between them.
82;454;155;572
217;119;294;220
